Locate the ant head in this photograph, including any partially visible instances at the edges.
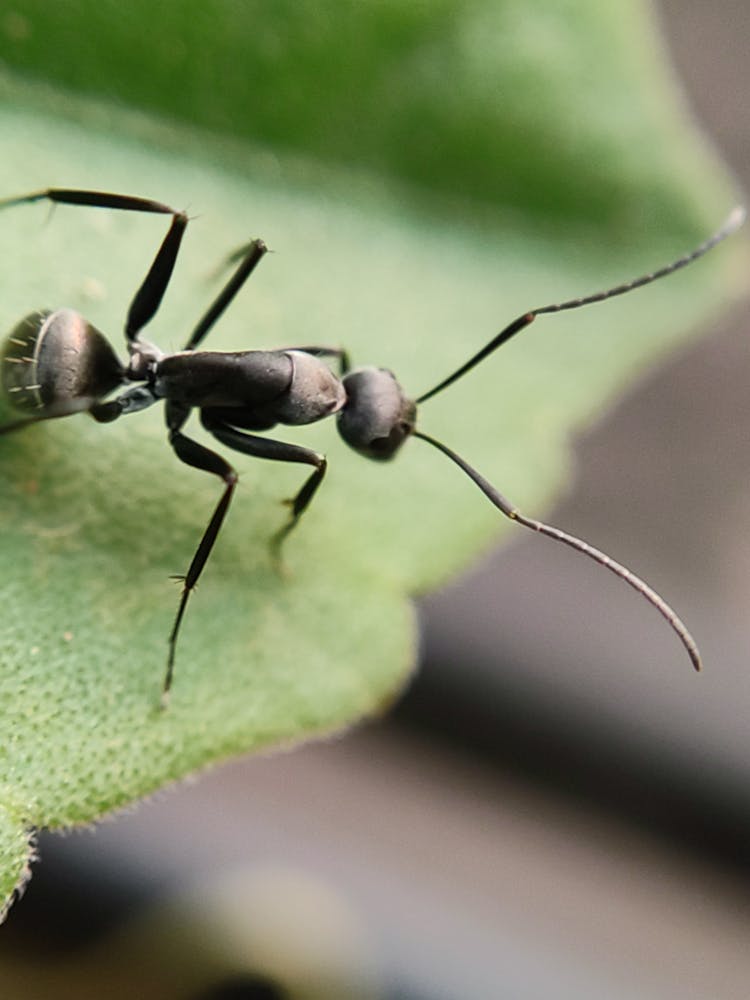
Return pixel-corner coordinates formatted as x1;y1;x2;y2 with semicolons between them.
337;367;416;460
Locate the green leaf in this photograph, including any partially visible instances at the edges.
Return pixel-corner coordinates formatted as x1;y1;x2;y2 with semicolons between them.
0;1;744;916
0;0;737;231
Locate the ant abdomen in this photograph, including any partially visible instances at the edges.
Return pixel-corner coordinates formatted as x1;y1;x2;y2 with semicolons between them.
1;308;124;415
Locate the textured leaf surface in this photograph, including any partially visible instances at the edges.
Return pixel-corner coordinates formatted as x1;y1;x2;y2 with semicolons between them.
0;1;744;915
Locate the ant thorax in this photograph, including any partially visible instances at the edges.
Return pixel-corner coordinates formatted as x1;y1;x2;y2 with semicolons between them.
277;350;346;425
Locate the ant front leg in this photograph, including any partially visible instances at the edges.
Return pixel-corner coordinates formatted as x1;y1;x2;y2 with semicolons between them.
200;411;327;569
163;401;239;702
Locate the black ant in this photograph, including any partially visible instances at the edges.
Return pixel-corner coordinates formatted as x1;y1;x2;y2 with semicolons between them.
0;188;743;703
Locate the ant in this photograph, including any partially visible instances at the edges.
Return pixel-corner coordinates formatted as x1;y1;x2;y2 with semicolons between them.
0;188;743;703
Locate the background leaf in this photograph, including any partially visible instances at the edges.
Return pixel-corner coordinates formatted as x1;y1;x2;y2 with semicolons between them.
0;0;744;916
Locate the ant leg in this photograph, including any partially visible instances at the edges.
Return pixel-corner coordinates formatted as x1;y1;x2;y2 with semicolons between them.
125;213;187;344
0;188;181;215
183;239;268;352
0;187;189;347
200;412;327;566
163;402;239;701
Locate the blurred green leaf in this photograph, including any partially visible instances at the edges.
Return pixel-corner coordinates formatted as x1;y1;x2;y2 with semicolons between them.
0;0;735;229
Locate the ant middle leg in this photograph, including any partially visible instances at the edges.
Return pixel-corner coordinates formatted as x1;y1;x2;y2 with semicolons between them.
200;411;327;568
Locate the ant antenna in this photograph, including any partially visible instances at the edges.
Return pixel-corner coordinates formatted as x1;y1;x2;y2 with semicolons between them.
417;207;745;404
409;209;746;669
413;430;702;671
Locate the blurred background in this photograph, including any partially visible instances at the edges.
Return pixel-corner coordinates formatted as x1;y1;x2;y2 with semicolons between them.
2;1;750;998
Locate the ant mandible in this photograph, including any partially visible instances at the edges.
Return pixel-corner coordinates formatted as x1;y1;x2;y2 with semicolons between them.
0;188;743;703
